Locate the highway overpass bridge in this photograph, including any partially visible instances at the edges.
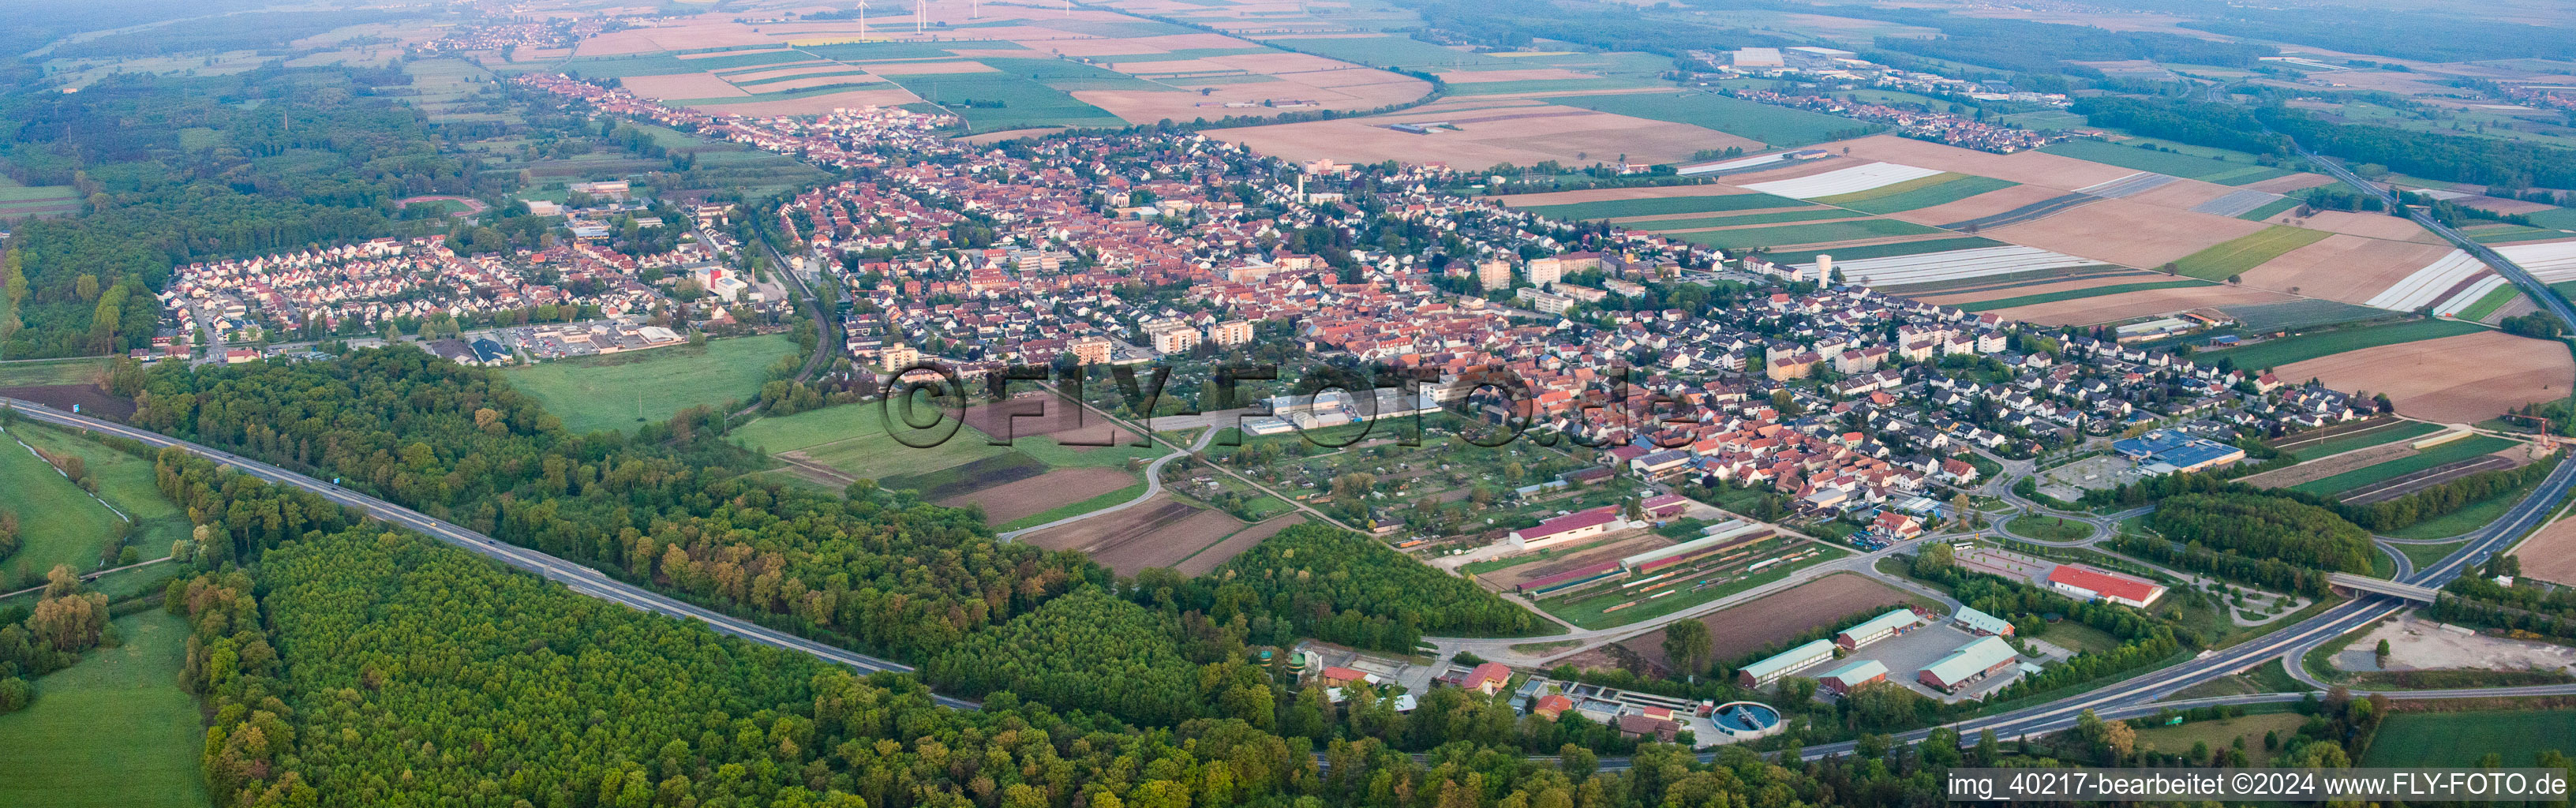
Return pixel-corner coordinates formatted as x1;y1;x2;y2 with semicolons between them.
2327;572;2442;603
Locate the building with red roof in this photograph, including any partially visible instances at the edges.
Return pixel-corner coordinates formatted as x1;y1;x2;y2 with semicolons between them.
1462;662;1514;695
2046;565;2166;608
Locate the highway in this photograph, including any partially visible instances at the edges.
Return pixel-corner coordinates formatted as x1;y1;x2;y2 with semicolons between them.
0;396;982;711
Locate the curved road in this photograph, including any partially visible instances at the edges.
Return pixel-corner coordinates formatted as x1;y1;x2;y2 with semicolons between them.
0;397;982;711
996;425;1211;541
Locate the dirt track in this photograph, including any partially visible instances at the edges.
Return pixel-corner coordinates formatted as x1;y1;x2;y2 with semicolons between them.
2338;454;2516;503
2241;443;2415;489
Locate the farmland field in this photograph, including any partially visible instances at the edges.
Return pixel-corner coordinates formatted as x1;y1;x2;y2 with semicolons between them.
2039;139;2293;185
2235;196;2304;221
504;334;797;435
1821;174;2019;215
2362;710;2576;767
1669;218;1945;250
2218;298;2395;332
0;357;109;387
2200;319;2485;369
1954;279;2207;312
729;401;1013;483
2285;420;2445;462
0;428;122;582
1619;208;1847;230
9;423;191;562
1614;572;1919;674
2170;226;2334;281
1515;193;1803;221
1541;92;1875;148
2287;435;2519;496
0;611;209;808
1762;237;2006;267
1544;543;1846;630
0;185;80;219
1806;245;2104;287
878;72;1129;132
2130;713;2306;767
1261;36;1516;69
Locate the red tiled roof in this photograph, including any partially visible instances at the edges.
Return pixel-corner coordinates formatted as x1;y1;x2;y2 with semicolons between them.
2047;565;2162;604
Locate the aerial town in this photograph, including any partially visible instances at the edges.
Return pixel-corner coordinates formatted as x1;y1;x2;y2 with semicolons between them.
5;0;2574;804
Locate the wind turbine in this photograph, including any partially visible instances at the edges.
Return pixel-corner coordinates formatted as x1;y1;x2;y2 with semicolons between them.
916;0;925;34
858;0;868;39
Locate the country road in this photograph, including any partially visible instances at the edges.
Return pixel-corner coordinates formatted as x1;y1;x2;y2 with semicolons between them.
0;396;983;711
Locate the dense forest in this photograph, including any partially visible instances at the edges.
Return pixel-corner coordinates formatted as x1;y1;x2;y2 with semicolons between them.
1193;524;1546;651
2146;493;2375;574
1787;4;2266;75
2065;95;2576;191
2065;98;2290;156
153;470;2075;808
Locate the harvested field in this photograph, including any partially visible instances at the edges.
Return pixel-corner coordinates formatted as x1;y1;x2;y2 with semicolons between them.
2120;176;2239;210
746;74;891;92
2260;209;2439;242
1911;272;2165;307
1019;496;1247;576
1493;184;1767;208
1885;183;2071;227
2237;235;2458;306
864;60;1001;75
2242;443;2417;490
1985;198;2270;268
1816;134;2136;190
2245;174;2337;193
1438;68;1597;83
622;71;747;99
964;393;1138;447
1210;103;1742;168
724;63;868;82
1172;514;1307;576
687;88;923;115
1614;573;1913;673
0;384;135;420
2512;515;2576;587
943;466;1140;525
2273;331;2572;424
1986;284;2296;326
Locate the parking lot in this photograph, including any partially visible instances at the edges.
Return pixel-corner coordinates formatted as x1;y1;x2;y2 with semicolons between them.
1829;620;2034;703
2034;454;2137;503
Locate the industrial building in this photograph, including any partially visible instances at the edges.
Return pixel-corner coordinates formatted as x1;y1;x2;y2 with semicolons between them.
1835;608;1925;649
1917;635;2020;694
2046;565;2168;608
1951;606;2015;637
1737;638;1836;688
1817;660;1889;694
2110;430;2246;475
1509;506;1631;552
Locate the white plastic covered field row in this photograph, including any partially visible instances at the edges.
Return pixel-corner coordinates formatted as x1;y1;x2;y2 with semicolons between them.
1738;162;1945;200
2366;250;2488;312
2367;239;2576;312
2502;239;2576;283
1792;245;2102;286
